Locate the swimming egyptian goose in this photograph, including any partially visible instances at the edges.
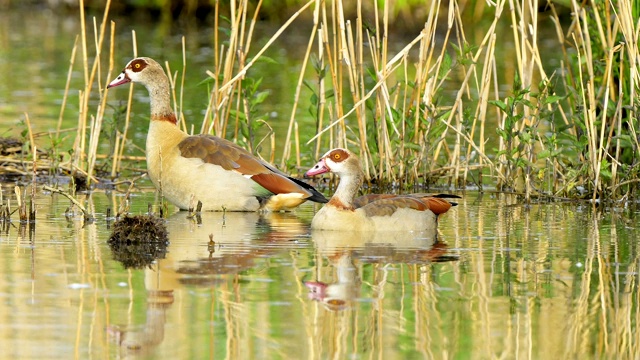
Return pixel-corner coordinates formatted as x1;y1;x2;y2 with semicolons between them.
107;57;328;211
305;148;458;231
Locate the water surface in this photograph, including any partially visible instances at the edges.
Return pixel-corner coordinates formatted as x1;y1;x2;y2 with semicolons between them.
0;190;638;359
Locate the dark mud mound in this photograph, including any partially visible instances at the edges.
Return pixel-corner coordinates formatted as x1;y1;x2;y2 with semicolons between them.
108;215;169;269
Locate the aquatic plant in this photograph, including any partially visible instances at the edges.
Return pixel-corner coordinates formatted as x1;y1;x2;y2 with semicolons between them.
4;0;638;205
108;214;169;269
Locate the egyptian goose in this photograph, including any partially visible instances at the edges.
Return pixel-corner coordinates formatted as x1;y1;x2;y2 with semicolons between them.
305;148;458;231
107;57;328;211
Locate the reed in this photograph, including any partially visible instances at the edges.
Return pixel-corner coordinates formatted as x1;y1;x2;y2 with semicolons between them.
0;189;11;232
294;0;488;186
24;0;637;203
202;0;316;160
271;0;639;202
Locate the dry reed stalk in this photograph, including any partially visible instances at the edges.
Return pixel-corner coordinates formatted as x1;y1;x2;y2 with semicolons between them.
413;1;446;182
80;0;112;179
164;61;182;130
280;0;322;168
179;37;187;130
233;0;250;143
112;31;138;178
598;44;623;193
0;189;9;225
43;185;93;220
201;0;315;151
15;186;26;222
30;147;37;223
320;2;340;151
378;0;394;180
314;5;339;151
608;1;639;198
23;113;35;156
462;34;496;189
87;20;116;184
301;0;514;186
508;0;548;200
73;90;87;173
0;156;95;180
434;0;502;171
68;0;113;183
106;28;122;179
572;4;600;200
201;2;223;136
56;36;79;137
217;0;242;138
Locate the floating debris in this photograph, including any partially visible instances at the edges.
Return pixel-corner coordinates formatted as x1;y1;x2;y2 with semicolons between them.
43;184;93;222
108;214;169;269
0;137;26;156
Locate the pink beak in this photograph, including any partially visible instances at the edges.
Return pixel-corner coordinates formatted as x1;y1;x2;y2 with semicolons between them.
107;72;131;88
305;158;329;177
304;281;328;300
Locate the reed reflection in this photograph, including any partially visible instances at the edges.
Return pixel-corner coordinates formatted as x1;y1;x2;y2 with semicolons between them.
303;229;458;358
149;211;308;289
106;210;310;357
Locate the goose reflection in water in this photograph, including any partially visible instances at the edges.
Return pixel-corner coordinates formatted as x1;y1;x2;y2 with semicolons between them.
106;210;309;356
305;229;458;311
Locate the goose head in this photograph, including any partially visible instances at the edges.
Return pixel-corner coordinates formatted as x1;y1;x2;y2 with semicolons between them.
306;148;364;209
305;148;362;178
107;57;174;121
107;57;166;89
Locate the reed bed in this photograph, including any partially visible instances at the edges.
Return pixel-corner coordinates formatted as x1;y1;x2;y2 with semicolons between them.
275;0;639;203
3;0;638;205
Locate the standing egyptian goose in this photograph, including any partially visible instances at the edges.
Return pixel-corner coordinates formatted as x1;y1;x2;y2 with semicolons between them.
107;57;327;211
305;148;458;231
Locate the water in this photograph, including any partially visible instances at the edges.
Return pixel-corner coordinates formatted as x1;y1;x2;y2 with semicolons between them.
1;5;640;360
0;190;638;359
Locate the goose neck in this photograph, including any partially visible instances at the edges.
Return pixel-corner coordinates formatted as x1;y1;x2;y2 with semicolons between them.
331;171;363;210
145;76;176;124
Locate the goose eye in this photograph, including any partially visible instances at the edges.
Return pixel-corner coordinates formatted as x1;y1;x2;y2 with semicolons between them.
333;153;340;160
130;60;145;72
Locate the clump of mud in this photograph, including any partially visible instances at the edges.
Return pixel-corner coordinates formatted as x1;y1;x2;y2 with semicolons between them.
0;137;23;155
108;215;169;269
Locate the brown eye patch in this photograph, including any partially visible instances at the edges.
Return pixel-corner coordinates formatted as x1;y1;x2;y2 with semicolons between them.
129;59;147;73
329;149;349;162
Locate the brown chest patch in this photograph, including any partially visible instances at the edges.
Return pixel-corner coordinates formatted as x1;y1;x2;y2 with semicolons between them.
328;197;354;211
151;113;177;124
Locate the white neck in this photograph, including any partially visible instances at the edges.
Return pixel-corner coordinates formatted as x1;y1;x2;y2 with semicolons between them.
143;74;174;120
332;169;363;209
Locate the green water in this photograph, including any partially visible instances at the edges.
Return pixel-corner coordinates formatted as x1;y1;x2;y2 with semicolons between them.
0;190;638;359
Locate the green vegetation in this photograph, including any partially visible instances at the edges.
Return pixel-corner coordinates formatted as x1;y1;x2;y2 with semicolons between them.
3;0;639;205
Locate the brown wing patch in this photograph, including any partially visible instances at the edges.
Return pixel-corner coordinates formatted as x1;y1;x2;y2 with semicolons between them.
251;173;310;197
358;195;456;217
178;135;269;174
178;135;327;201
420;196;454;215
353;194;395;208
360;197;428;217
